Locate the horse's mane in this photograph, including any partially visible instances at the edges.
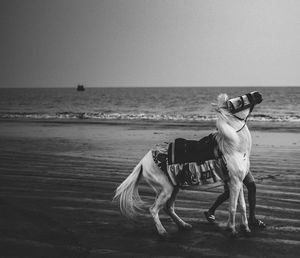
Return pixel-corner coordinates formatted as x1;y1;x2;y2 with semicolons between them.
214;93;247;156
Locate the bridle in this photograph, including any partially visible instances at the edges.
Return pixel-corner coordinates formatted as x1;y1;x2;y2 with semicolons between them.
216;92;262;133
232;104;254;133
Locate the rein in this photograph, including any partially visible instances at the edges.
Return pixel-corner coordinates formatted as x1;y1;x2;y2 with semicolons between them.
234;115;248;132
233;105;254;132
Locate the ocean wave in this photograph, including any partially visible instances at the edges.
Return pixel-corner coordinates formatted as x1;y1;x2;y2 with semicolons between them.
250;113;300;122
0;112;215;121
1;112;300;123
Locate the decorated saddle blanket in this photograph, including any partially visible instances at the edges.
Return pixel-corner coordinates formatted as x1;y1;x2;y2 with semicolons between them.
152;134;228;188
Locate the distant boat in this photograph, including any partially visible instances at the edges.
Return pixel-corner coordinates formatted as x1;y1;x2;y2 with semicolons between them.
77;84;85;91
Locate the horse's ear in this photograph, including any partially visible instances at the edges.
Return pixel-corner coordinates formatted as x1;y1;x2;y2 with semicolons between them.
217;93;228;108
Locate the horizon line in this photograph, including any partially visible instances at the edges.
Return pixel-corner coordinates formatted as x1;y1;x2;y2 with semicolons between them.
1;85;299;89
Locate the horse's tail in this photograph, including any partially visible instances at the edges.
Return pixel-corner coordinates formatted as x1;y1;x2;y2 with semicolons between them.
113;161;145;219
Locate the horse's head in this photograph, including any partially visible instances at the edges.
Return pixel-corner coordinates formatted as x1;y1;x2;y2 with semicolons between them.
214;92;263;157
216;91;263;121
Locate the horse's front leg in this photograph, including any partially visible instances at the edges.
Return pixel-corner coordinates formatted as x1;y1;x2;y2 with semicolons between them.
227;180;242;236
164;186;192;230
238;186;251;233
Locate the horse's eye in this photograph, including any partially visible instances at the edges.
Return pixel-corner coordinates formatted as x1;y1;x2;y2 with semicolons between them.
236;99;243;108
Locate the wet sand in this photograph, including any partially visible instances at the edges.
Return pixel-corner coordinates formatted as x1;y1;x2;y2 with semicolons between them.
0;120;299;257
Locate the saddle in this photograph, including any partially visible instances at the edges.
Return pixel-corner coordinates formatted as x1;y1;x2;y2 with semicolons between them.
167;134;219;164
152;133;228;187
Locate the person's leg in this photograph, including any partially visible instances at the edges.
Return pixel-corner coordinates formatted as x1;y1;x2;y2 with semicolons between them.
205;171;266;228
245;181;256;220
208;190;229;215
243;171;266;228
204;184;229;223
205;174;254;218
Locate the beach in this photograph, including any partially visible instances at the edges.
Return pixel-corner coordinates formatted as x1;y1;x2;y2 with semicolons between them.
0;119;300;258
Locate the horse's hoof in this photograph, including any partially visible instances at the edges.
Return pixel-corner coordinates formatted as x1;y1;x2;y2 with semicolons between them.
240;224;251;233
226;226;238;238
225;225;233;232
229;230;238;238
179;223;192;231
158;230;169;238
240;225;251;237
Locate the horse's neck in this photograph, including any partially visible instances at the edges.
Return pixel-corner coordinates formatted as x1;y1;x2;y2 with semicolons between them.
237;125;252;154
215;118;252;155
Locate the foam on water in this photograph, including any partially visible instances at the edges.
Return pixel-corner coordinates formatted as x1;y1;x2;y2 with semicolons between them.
1;111;299;122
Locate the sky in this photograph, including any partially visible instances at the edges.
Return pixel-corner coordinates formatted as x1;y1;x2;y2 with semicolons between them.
0;0;300;88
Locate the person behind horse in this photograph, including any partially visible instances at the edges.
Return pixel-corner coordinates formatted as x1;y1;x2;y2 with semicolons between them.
204;170;266;228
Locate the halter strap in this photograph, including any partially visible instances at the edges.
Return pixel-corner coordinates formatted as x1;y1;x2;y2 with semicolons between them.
233;114;245;121
234;104;254;132
240;96;244;108
236;119;247;132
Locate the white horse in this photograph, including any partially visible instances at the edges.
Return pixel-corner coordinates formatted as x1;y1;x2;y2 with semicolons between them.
114;93;255;236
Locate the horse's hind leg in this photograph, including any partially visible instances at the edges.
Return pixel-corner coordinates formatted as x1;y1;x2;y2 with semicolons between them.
164;186;192;230
238;187;251;233
149;187;173;236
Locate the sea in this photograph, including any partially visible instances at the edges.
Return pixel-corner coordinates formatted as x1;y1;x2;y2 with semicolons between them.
0;87;299;123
